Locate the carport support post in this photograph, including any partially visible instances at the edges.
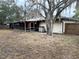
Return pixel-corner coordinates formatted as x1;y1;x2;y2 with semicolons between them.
29;22;31;31
62;21;64;34
24;21;26;32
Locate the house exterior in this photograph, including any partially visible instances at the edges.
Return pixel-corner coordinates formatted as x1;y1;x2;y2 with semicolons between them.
63;20;79;35
39;22;63;34
9;17;79;34
9;17;63;34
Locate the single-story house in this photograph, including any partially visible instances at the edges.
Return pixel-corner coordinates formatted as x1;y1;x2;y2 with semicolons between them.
8;17;79;34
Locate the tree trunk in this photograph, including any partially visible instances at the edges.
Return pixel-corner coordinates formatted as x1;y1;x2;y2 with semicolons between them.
46;19;49;34
46;18;53;36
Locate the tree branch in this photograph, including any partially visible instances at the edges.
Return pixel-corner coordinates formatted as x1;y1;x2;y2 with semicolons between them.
55;0;76;19
30;3;48;10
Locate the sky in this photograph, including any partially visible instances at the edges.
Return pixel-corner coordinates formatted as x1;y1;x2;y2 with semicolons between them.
61;2;76;17
16;0;24;6
16;0;76;17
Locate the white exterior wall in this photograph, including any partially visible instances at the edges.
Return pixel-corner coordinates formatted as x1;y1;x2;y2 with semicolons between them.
53;23;63;33
39;22;63;33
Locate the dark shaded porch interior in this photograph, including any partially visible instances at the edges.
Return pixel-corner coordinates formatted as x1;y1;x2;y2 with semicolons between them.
9;20;45;32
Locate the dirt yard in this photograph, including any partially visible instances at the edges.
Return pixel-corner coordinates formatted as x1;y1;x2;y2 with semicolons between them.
0;29;79;59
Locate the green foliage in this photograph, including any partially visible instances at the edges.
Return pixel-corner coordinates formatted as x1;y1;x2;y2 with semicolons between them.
0;0;22;24
74;9;79;19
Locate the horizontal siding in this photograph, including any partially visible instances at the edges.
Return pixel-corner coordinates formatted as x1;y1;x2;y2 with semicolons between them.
65;23;79;35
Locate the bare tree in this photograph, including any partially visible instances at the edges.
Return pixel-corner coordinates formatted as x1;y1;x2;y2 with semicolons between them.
29;0;76;36
23;0;36;32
